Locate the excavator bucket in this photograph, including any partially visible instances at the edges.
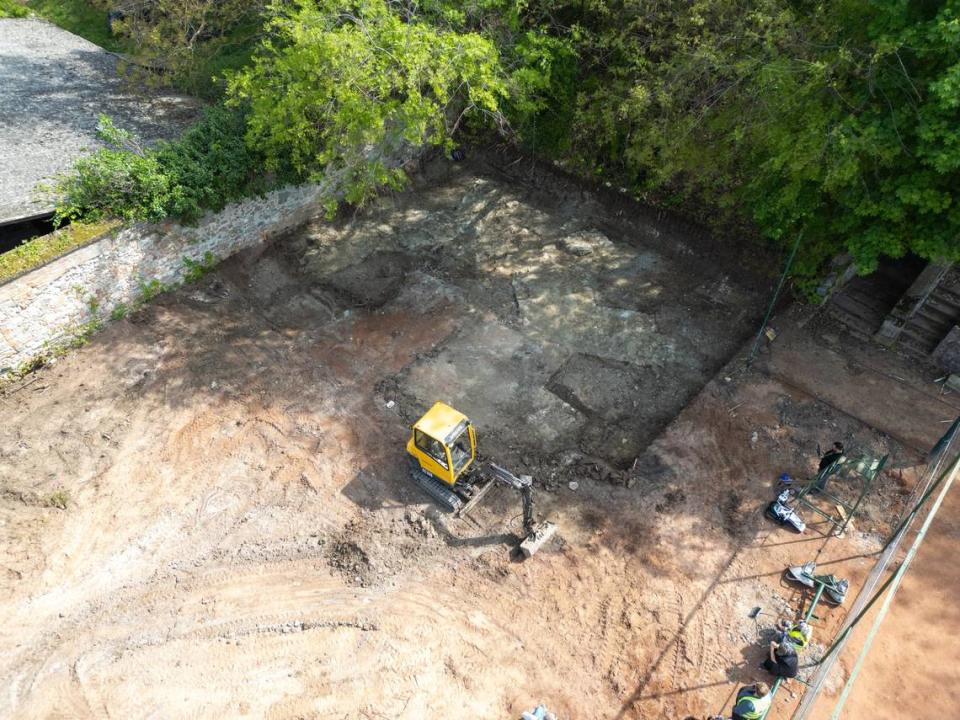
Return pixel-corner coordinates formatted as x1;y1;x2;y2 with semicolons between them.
519;520;558;558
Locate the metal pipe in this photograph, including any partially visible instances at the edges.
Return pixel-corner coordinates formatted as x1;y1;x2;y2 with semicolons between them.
815;564;899;665
757;581;826;719
818;449;956;664
747;230;803;366
882;449;956;551
803;584;825;622
840;455;886;535
793;419;960;719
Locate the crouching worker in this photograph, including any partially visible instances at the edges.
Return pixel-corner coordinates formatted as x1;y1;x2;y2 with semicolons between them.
814;441;844;492
764;634;799;679
731;682;772;719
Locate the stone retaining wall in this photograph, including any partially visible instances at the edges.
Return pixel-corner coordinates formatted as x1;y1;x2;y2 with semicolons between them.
0;183;323;372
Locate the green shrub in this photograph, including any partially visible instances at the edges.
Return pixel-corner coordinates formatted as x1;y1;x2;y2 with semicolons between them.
52;105;275;226
137;279;170;304
155;106;267;221
52;117;173;225
0;0;30;19
110;303;129;321
182;252;217;283
44;488;70;510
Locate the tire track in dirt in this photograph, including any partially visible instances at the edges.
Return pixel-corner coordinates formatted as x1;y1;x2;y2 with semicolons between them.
38;563;520;718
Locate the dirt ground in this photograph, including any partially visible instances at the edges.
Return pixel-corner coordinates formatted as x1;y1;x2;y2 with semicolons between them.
1;158;956;719
811;485;960;720
760;313;960;720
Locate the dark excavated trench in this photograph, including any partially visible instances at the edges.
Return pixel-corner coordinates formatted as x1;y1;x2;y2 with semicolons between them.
544;353;704;470
0;213;60;255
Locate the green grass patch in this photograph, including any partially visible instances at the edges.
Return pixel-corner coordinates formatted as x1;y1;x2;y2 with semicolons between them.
44;488;70;510
0;0;30;18
182;251;217;283
0;219;120;284
109;302;129;321
25;0;126;52
136;278;170;304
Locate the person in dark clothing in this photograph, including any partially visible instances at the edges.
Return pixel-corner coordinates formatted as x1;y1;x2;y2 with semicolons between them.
763;636;799;678
819;442;844;472
814;441;844;492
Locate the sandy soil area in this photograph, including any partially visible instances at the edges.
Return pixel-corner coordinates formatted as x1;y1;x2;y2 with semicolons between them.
1;158;955;719
809;487;960;719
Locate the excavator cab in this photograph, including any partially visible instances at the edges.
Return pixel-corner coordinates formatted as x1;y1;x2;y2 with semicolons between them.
406;401;476;487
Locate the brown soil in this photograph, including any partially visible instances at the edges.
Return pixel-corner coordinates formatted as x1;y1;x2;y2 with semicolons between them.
807;487;960;720
0;158;955;719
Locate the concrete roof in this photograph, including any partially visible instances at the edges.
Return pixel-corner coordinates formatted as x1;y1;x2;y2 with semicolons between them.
0;19;199;225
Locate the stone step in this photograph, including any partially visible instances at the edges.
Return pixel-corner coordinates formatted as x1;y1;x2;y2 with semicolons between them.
917;298;959;325
897;333;935;359
925;291;960;317
829;292;886;329
898;323;940;354
934;274;960;303
825;308;875;343
908;312;953;338
841;282;894;307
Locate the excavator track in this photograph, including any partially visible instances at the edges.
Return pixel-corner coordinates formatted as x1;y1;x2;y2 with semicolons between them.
410;468;463;513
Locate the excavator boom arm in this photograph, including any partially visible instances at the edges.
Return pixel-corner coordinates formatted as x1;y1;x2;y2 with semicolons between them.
488;463;536;535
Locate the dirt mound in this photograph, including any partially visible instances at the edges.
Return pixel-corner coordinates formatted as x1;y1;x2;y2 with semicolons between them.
327;539;374;586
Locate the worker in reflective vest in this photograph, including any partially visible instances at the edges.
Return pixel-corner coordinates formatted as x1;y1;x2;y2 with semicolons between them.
732;682;772;719
785;620;812;650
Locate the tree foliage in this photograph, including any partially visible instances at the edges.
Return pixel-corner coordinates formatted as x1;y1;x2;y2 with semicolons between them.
741;1;960;275
478;0;960;278
226;0;506;212
104;0;265;96
0;0;30;18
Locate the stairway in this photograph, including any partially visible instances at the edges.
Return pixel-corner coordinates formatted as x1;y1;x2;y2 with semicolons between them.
826;256;926;342
898;267;960;357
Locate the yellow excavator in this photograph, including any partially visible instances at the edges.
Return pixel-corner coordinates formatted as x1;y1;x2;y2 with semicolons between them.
406;401;558;558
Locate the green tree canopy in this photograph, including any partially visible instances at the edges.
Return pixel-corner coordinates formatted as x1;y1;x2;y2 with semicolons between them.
45;0;960;285
101;0;266;96
226;0;506;212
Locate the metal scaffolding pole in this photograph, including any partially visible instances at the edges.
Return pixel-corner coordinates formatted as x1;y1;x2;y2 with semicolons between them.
757;582;826;719
791;417;960;719
747;230;802;366
817;448;960;666
794;453;886;536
